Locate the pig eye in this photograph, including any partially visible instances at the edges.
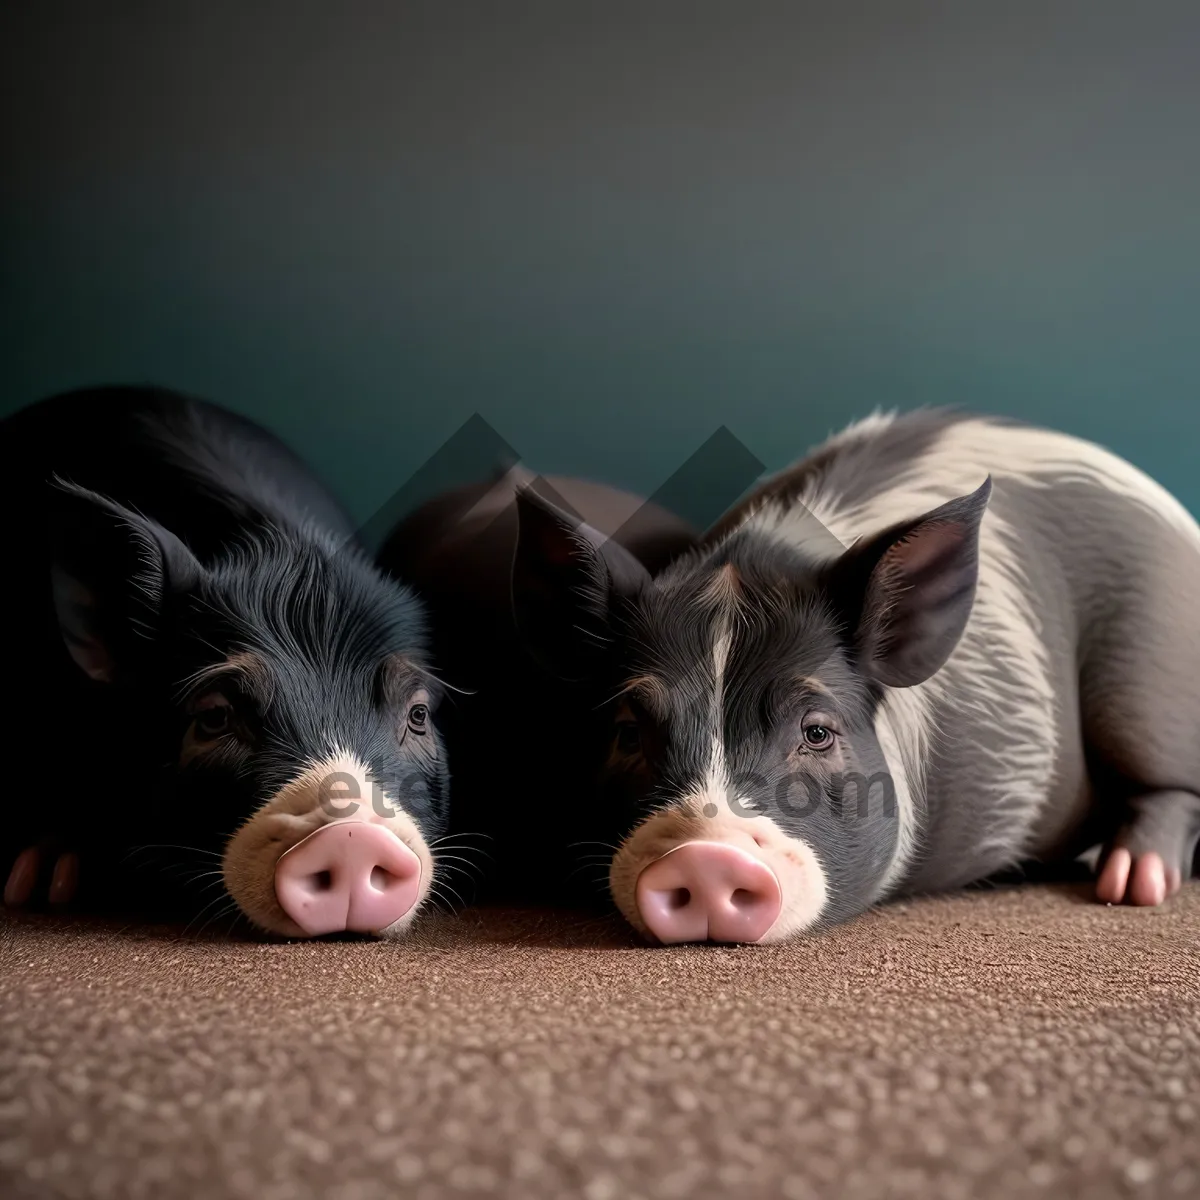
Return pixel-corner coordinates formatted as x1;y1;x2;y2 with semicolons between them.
407;704;429;734
615;721;642;756
191;698;233;741
801;722;835;751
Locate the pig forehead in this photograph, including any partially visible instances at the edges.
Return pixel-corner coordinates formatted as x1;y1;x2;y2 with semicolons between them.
624;583;850;701
248;640;424;684
177;642;429;741
200;533;428;666
239;672;412;776
189;586;428;690
183;638;414;692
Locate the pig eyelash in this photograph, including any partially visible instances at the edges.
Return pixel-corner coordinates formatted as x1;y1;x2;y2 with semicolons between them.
415;667;471;698
377;663;463;720
181;693;256;760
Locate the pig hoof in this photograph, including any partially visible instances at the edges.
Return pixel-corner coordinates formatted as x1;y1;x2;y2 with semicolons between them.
3;846;81;910
1094;848;1179;907
3;847;41;907
49;852;81;906
1094;790;1199;907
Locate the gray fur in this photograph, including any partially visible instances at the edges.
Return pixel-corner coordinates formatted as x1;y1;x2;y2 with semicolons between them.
735;409;1200;899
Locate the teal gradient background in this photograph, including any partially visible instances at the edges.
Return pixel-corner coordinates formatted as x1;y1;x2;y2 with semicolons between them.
4;2;1199;526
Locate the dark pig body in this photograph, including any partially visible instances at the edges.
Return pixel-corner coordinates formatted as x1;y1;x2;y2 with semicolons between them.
2;386;449;937
379;470;697;904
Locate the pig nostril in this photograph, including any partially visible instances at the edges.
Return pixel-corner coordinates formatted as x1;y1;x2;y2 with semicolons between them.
666;887;691;911
731;888;757;909
275;823;422;938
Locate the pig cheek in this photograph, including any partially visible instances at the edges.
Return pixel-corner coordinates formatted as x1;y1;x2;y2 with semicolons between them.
756;835;830;942
221;810;316;938
599;761;658;846
177;730;247;773
394;731;447;836
762;772;836;939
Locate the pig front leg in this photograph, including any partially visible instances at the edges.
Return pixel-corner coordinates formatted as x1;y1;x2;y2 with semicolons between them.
1074;515;1200;909
1094;791;1200;906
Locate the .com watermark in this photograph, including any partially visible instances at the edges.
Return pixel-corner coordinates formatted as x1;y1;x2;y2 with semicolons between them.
316;768;897;824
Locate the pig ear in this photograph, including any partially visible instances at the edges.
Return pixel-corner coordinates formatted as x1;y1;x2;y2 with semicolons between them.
511;481;651;681
49;480;203;683
829;477;992;688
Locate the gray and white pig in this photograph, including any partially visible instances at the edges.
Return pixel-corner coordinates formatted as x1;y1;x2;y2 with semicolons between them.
512;409;1200;943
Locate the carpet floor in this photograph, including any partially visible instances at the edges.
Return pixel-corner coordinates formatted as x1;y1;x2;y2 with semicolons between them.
2;884;1198;1200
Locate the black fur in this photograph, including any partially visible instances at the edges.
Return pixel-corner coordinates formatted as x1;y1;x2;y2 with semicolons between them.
1;386;446;921
376;473;699;905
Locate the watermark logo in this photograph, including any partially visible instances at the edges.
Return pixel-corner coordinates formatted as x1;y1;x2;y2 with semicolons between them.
316;767;898;825
347;411;849;659
351;411;846;560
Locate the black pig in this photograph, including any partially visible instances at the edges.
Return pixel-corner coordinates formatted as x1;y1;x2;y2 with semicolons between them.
1;386;448;938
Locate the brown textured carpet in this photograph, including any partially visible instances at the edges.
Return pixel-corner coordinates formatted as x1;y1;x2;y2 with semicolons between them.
2;884;1198;1200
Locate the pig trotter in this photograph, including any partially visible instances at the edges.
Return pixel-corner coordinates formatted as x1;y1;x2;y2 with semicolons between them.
3;843;80;909
3;847;41;907
48;851;81;905
1094;790;1200;906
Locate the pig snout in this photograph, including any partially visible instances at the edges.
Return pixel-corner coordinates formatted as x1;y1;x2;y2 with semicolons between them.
274;820;422;937
610;808;829;945
635;840;783;944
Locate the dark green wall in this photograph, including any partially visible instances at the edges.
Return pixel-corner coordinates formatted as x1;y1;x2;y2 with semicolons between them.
4;2;1199;528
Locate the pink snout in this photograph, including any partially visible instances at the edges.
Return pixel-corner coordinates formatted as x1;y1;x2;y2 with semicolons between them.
274;821;422;937
635;840;783;945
